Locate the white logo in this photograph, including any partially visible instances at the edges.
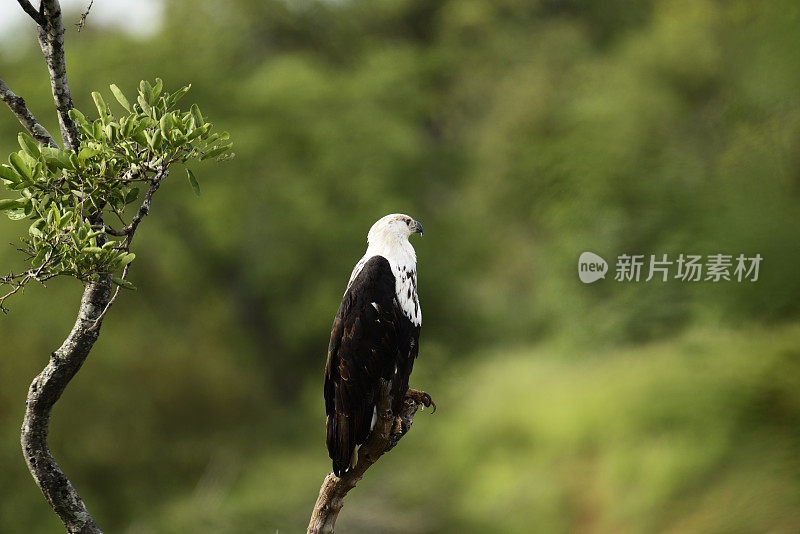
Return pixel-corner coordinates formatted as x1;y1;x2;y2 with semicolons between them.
578;252;608;284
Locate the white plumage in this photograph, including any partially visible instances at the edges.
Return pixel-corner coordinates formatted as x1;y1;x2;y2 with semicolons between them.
347;214;421;326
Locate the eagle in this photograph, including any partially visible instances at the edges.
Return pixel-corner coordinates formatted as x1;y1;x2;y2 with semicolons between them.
324;213;434;476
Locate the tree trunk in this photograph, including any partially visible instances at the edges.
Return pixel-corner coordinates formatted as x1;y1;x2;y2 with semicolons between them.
20;276;112;534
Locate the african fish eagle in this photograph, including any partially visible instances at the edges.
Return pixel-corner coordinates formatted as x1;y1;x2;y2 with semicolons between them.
324;213;433;476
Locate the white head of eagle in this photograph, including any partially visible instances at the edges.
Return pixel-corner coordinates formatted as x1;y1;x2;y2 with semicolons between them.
348;213;423;326
325;213;424;476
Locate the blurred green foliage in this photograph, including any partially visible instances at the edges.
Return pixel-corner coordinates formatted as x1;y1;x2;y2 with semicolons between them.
0;0;798;532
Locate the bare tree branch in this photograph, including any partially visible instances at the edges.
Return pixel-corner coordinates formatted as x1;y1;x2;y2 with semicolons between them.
89;224;128;237
75;0;94;32
87;263;130;331
307;381;426;534
0;267;57;313
122;169;167;247
0;77;57;147
16;0;44;25
36;0;81;150
21;276;111;534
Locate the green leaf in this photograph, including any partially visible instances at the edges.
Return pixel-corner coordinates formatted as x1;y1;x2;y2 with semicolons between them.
92;91;107;116
109;84;131;112
125;187;140;204
82;246;103;254
32;161;43;182
132;130;148;146
6;207;26;220
77;121;94;139
0;198;24;211
111;276;137;290
29;219;45;238
133;115;152;134
186;169;200;196
159;113;173;134
18;132;40;158
122;116;135;137
141;80;154;105
105;123;119;142
137;95;151;115
186;126;206;141
9;152;32;180
168;85;191;106
0;164;21;184
41;147;75;170
118;252;136;266
153;78;163;99
110;189;125;211
200;144;233;160
77;146;100;162
68;108;88;125
31;247;47;266
190;104;204;128
150;129;163;150
58;210;73;228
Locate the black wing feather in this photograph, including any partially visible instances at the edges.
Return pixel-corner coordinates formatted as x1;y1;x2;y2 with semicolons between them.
324;256;404;476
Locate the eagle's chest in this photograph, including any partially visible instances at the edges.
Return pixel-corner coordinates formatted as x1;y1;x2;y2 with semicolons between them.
393;263;421;326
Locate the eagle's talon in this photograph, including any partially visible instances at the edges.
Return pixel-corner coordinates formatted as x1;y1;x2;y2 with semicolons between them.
406;388;436;414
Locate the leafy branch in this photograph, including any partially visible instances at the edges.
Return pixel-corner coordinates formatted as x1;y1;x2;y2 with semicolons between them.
0;79;232;311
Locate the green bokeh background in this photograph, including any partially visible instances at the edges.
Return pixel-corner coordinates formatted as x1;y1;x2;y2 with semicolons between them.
1;0;799;532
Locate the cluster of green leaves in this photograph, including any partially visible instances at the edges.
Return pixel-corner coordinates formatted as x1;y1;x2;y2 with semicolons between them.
0;79;232;286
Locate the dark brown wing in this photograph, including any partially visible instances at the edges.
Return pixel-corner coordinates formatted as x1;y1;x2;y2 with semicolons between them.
324;255;401;476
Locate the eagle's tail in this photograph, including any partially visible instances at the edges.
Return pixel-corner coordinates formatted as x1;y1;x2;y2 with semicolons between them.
328;414;357;477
